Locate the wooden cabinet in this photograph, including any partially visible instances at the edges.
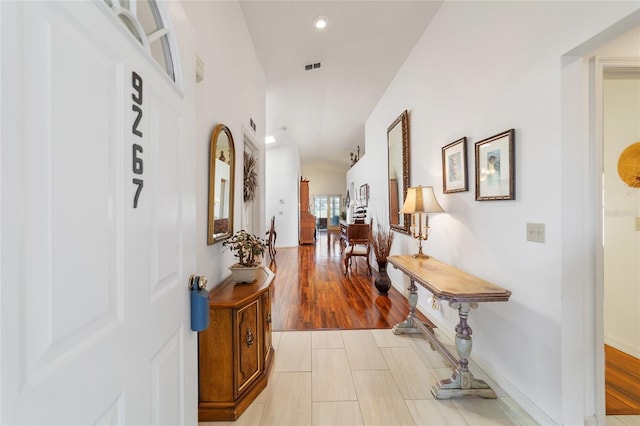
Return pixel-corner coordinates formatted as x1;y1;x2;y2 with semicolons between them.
198;267;274;421
300;179;310;212
299;179;315;245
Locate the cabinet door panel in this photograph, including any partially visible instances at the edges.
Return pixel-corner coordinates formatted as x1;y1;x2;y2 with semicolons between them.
236;300;260;395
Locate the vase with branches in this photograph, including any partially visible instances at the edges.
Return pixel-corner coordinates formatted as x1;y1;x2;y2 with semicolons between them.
371;220;394;295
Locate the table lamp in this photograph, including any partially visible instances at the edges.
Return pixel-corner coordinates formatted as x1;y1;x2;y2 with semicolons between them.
399;185;444;258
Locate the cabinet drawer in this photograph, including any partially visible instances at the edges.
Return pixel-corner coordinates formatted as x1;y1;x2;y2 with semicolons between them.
235;299;261;396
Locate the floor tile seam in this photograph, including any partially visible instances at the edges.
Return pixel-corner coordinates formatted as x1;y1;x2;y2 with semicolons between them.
492;397;528;424
309;345;359;404
310;400;365;426
382;353;438;403
345;330;393;372
403;399;472;426
271;370;313;376
310;396;359;403
351;369;424;426
400;398;433;426
451;397;521;425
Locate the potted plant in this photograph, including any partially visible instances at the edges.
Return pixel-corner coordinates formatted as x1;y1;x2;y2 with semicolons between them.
222;229;267;283
371;220;394;295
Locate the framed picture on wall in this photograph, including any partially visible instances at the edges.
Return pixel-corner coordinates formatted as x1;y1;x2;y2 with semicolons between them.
359;184;369;207
475;129;515;201
442;137;468;193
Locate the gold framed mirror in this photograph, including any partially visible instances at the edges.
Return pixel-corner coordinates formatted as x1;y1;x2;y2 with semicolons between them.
208;124;235;245
387;110;410;234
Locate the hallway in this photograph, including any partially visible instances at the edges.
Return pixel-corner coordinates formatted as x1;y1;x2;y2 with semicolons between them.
269;230;432;331
200;231;640;425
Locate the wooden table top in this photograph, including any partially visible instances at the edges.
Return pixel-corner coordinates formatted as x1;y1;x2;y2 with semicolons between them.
388;255;511;303
209;266;274;308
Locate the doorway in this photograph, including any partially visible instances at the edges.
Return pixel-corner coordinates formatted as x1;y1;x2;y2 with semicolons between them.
313;194;341;231
243;129;260;235
601;63;640;415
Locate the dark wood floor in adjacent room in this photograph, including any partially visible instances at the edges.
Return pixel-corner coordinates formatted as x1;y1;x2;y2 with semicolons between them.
606;344;640;415
267;230;431;331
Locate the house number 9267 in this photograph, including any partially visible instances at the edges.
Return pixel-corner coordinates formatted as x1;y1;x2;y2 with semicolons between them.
131;71;143;208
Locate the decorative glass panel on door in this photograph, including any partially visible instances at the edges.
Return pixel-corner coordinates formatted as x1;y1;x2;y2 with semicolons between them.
313;195;328;230
329;195;341;229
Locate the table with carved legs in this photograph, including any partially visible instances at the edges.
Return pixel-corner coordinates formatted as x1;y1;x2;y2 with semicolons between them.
388;255;511;399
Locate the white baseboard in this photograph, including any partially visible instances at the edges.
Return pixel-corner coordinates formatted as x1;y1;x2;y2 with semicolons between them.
604;336;640;359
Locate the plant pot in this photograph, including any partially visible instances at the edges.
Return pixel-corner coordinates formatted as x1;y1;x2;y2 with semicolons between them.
374;261;392;295
229;264;260;284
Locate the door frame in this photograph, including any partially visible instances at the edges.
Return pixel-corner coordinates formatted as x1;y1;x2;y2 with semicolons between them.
592;56;640;422
243;126;262;235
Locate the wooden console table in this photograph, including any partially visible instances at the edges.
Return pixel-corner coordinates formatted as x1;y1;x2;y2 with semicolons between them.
198;267;274;421
388;255;511;399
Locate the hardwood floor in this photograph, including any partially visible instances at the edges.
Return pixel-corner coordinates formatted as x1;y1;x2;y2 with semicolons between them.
268;230;432;331
606;344;640;415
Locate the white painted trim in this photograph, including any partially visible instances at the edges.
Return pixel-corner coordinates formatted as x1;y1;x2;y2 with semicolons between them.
471;352;559;425
95;0;182;95
592;56;640;424
242;124;262;234
605;336;640;360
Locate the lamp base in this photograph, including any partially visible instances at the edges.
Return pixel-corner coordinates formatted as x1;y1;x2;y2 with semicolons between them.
411;253;431;259
412;243;430;259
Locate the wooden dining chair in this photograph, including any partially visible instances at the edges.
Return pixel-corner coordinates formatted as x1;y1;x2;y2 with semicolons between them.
265;215;277;261
341;219;372;276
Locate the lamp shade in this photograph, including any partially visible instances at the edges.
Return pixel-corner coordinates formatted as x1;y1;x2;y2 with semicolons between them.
400;186;444;214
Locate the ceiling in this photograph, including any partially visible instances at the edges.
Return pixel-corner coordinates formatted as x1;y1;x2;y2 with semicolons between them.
239;1;443;171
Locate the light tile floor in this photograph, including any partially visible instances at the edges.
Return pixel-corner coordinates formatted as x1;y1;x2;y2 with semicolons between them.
201;329;546;426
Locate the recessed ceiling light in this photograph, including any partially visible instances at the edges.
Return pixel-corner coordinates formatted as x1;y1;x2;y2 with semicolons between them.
265;135;276;144
313;15;328;30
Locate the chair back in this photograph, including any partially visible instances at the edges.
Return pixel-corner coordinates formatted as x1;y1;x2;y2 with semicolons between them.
346;222;370;242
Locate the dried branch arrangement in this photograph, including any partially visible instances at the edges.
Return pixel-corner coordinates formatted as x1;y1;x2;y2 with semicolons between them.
371;221;394;263
244;152;258;202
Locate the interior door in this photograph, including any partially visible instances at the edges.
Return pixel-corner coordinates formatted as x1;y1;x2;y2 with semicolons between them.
1;2;197;424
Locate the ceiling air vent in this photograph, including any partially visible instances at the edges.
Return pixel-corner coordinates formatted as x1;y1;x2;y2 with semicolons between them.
304;62;322;71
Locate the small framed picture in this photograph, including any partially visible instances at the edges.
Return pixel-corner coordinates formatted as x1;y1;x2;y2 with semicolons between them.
359;184;369;207
475;129;515;201
442;137;468;193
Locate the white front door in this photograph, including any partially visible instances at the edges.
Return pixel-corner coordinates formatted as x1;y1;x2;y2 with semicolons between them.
1;1;197;424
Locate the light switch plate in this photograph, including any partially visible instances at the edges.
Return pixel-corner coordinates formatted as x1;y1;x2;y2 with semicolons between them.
527;223;545;243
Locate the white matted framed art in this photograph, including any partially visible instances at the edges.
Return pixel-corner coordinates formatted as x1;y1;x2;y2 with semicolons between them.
442;137;468;193
475;129;515;201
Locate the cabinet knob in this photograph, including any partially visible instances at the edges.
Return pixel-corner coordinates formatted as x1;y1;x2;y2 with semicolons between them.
246;328;254;347
266;313;272;324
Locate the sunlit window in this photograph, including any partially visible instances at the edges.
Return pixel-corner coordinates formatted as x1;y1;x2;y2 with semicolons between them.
103;0;176;82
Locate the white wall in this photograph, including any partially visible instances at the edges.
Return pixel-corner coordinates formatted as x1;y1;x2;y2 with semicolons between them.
303;162;348;217
604;75;640;358
362;2;639;424
266;144;301;247
181;0;266;288
345;157;378;223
